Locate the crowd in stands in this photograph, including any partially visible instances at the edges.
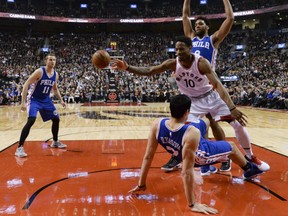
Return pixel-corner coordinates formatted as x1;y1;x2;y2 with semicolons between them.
0;0;287;110
0;0;287;19
0;28;287;110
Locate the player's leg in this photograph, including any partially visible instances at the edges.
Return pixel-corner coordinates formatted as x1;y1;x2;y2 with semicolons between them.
15;100;39;157
191;93;230;172
15;117;36;157
51;117;60;142
18;117;36;147
208;112;233;171
191;117;218;176
209;114;232;172
50;117;66;148
229;120;270;171
204;140;265;179
227;141;265;179
39;101;67;149
209;93;269;172
205;113;226;140
204;113;229;172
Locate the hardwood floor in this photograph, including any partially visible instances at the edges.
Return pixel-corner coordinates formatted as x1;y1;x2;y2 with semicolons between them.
0;102;287;215
1;103;287;155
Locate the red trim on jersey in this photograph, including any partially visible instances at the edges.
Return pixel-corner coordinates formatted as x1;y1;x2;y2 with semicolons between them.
218;115;235;122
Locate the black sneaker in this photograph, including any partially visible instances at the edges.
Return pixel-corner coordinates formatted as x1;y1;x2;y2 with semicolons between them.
161;156;181;171
244;162;263;179
220;159;231;172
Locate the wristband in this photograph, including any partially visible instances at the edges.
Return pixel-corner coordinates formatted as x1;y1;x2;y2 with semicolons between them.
189;203;195;208
138;185;146;188
229;107;236;111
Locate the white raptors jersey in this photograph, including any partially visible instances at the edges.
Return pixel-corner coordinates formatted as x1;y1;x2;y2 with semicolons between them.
175;54;212;97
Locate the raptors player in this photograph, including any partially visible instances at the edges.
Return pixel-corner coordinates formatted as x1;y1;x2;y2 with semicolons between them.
176;0;236;174
112;36;270;173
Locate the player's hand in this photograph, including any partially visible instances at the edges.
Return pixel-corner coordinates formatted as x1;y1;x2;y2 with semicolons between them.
61;101;66;109
171;71;176;78
20;102;26;112
111;59;129;70
230;108;247;126
190;203;218;215
128;185;146;193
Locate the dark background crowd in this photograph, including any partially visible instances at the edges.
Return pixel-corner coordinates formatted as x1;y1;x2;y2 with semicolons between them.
0;0;287;110
0;0;287;18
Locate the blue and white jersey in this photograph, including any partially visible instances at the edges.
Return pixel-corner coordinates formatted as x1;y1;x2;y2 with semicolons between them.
191;35;217;70
28;67;56;102
157;118;189;162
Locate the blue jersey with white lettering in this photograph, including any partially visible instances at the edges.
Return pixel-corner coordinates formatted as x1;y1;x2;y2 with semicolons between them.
191;35;217;70
157;118;189;161
28;67;56;102
156;118;232;166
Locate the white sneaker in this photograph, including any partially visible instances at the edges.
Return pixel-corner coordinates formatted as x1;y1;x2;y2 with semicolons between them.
15;146;28;157
245;155;270;172
50;141;67;149
257;161;270;172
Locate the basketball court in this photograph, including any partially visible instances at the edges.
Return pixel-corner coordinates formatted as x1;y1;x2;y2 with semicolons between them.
0;103;287;215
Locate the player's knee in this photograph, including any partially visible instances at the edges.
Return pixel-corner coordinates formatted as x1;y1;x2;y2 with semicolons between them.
229;141;236;148
228;141;236;153
51;118;60;124
229;120;243;131
27;117;36;127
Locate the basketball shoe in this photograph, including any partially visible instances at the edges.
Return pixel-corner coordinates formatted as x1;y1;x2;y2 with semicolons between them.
50;141;67;149
15;146;27;158
161;156;181;171
243;162;263;179
201;165;218;176
220;159;232;172
245;155;270;171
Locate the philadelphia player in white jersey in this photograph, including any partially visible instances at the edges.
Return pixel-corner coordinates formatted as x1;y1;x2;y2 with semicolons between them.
15;53;67;158
127;94;265;215
112;36;270;173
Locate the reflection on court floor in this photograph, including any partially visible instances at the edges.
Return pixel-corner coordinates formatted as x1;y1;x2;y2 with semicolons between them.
0;139;287;215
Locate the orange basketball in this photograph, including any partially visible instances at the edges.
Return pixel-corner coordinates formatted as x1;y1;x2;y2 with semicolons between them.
92;50;111;69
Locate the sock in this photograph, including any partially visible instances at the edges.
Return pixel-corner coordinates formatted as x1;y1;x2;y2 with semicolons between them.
18;117;36;147
229;120;253;157
241;162;251;171
51;118;60;141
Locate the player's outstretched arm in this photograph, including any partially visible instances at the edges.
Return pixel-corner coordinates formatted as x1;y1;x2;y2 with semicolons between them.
212;0;234;47
128;119;160;194
182;0;195;38
112;59;176;76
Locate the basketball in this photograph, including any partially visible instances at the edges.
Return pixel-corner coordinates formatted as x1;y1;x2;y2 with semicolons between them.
92;50;111;69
